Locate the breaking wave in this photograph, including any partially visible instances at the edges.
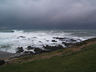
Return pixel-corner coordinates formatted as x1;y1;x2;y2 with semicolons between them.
0;29;95;53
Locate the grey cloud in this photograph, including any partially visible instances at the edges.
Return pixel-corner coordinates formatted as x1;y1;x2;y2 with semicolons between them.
0;0;96;29
0;0;96;17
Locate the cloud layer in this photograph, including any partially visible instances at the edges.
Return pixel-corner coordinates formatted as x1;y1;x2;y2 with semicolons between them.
0;0;96;29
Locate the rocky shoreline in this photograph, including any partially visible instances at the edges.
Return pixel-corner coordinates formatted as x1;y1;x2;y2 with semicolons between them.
0;37;84;59
15;37;82;56
0;38;96;65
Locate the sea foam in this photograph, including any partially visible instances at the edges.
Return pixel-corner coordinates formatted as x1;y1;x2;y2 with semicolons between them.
0;30;94;53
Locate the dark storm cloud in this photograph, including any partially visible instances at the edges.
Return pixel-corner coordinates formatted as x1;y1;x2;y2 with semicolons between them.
0;0;96;29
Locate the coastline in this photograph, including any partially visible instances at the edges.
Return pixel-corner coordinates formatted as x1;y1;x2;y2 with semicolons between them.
0;37;96;64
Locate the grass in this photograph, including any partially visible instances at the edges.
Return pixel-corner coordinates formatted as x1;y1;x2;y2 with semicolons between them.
0;42;96;72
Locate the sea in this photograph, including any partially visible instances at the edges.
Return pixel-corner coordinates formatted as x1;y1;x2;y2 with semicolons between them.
0;29;96;53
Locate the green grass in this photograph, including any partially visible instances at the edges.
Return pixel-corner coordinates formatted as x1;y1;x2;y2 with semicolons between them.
0;44;96;72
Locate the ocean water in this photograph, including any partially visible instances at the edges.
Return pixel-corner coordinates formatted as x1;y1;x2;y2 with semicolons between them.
0;29;96;53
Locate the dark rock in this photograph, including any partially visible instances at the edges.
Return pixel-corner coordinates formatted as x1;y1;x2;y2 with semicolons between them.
17;36;25;39
53;37;68;41
52;40;57;42
65;39;81;43
62;42;74;47
53;37;81;43
16;47;24;53
53;37;66;39
69;39;77;42
34;48;44;54
0;60;5;65
11;30;14;32
43;45;63;52
27;46;34;50
39;41;42;43
24;51;34;55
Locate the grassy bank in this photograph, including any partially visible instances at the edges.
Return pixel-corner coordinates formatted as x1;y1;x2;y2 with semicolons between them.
0;38;96;72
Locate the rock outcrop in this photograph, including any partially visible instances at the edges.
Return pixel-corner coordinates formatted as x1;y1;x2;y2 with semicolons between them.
16;47;24;53
0;60;5;65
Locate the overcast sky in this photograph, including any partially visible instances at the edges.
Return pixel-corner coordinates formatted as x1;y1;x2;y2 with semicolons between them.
0;0;96;29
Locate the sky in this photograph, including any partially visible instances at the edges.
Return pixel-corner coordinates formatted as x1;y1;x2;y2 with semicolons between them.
0;0;96;29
